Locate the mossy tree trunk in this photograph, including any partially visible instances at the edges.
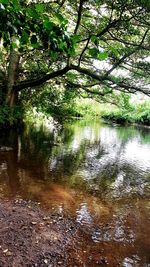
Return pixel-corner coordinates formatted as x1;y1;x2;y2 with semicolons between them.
6;49;20;108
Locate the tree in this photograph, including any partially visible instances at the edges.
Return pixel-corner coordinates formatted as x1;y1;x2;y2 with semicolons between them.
0;0;150;117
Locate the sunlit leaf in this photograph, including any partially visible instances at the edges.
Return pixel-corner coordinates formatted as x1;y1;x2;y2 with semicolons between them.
91;35;98;45
97;51;108;60
43;19;54;31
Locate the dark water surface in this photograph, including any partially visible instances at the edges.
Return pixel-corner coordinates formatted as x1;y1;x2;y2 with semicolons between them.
0;120;150;266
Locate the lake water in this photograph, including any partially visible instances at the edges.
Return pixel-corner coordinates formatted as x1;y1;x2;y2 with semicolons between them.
0;120;150;266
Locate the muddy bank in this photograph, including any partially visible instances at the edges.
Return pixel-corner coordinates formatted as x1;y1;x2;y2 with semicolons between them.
0;199;79;267
0;199;113;267
0;199;150;267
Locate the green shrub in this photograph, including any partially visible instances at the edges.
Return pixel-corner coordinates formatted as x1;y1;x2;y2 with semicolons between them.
0;105;23;128
102;102;150;126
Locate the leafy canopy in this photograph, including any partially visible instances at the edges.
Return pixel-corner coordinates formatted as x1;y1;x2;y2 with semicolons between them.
0;0;150;114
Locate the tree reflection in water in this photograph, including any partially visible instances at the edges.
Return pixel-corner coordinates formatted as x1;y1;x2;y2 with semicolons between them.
0;121;150;266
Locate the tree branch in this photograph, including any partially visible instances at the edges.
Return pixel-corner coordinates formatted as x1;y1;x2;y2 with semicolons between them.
15;66;70;91
104;49;137;78
107;78;150;96
108;29;150;50
74;0;84;34
70;64;150;96
103;28;149;77
78;37;90;66
70;64;105;82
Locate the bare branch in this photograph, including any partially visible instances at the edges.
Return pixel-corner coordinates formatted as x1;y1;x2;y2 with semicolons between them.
104;49;137;78
74;0;84;34
107;78;150;96
103;29;149;78
66;80;113;98
59;0;66;8
78;37;90;66
108;29;150;50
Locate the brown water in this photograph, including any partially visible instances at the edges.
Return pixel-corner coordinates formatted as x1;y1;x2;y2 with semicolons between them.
0;120;150;266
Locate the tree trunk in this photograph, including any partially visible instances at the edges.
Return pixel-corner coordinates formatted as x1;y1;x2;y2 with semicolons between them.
6;49;20;107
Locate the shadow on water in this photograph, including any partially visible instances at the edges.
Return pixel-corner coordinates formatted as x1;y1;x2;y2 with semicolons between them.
0;120;150;266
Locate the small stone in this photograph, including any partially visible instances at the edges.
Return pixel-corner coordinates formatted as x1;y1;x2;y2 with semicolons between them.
47;221;53;224
58;262;63;265
6;251;12;256
44;259;48;264
31;222;37;225
43;217;49;221
3;249;8;253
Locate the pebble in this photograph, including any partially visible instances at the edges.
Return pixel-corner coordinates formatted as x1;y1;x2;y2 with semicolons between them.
31;222;37;225
3;249;8;253
6;251;12;256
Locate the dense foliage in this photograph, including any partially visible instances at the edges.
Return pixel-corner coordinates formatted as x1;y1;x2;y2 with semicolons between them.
102;94;150;125
0;0;150;125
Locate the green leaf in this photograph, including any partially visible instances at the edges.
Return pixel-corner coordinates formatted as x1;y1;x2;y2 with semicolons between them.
35;4;44;13
89;48;99;57
0;0;8;3
26;7;38;19
43;18;54;31
12;42;17;49
12;0;20;10
91;35;98;45
21;31;29;44
97;51;108;60
31;43;39;48
110;46;118;56
71;35;80;44
49;51;58;61
31;35;37;44
56;13;64;22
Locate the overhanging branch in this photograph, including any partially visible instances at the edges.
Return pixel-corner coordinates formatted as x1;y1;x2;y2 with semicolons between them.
15;66;70;91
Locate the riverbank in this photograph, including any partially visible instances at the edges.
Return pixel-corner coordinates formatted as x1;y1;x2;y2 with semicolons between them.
0;198;78;267
101;109;150;126
1;196;150;267
0;198;120;267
